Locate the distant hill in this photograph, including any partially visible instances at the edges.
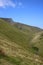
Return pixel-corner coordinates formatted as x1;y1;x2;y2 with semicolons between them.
0;18;43;65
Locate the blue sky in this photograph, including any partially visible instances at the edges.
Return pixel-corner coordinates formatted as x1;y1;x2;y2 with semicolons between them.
0;0;43;28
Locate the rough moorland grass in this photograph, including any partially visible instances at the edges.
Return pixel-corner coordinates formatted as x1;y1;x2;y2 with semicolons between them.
0;54;43;65
0;19;33;50
0;19;43;57
0;19;43;65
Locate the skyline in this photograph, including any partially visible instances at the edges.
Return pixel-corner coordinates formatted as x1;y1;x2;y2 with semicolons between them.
0;0;43;29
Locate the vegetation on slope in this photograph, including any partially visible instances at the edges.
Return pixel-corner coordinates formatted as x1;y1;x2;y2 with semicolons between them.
0;18;43;65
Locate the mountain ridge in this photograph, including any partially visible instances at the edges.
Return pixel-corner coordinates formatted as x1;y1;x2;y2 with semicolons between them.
0;18;43;29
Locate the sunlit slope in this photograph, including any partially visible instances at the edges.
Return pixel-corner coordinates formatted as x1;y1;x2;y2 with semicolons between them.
0;19;31;49
0;33;43;65
0;18;43;65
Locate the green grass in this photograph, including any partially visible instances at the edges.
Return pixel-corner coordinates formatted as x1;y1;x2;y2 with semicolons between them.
0;18;43;65
0;18;43;54
0;19;33;50
0;54;43;65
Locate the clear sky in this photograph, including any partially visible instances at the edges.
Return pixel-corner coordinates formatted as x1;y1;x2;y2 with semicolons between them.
0;0;43;28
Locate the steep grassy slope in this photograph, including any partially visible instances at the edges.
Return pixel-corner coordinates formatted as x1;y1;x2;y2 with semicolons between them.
0;33;43;65
0;19;37;50
0;18;43;65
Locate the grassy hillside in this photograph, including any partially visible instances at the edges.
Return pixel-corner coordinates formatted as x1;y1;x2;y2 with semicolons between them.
31;32;43;57
0;18;43;65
